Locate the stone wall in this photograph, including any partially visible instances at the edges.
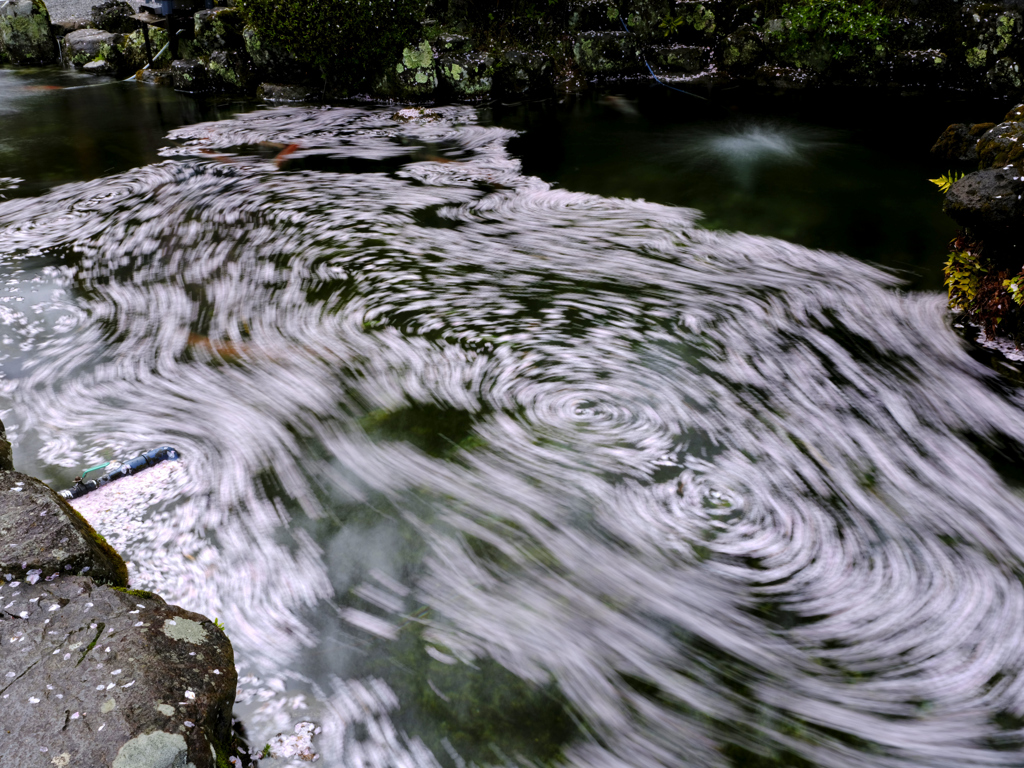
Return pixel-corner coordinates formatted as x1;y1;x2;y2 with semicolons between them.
21;0;1024;102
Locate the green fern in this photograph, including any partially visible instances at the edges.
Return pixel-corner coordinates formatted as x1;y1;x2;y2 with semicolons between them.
943;250;986;310
929;171;964;194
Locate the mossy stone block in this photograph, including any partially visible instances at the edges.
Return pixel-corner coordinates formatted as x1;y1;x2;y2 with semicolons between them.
63;28;121;68
0;0;57;65
380;40;438;100
572;31;636;74
720;23;763;70
171;58;213;93
650;43;707;73
194;7;244;55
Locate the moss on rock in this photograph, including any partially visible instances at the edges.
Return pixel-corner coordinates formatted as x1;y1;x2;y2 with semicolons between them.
976;121;1024;169
0;0;57;65
237;0;427;92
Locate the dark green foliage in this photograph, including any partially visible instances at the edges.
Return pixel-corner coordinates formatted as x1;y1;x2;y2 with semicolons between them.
759;0;956;16
774;0;890;63
236;0;428;87
439;0;568;44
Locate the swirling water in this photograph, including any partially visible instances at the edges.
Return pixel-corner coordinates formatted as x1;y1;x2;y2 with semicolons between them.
2;92;1024;768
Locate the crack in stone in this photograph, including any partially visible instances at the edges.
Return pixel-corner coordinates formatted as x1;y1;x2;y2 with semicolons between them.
0;659;38;695
76;622;105;666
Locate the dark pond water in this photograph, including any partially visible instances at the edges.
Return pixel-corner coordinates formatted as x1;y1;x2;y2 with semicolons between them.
2;67;1024;768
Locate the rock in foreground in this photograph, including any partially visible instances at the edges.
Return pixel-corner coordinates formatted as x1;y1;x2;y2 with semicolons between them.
0;447;244;767
944;168;1024;235
0;472;128;588
0;576;237;767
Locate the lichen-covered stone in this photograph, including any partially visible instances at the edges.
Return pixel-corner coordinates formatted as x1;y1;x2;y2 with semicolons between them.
379;40;438;100
0;0;58;65
1004;102;1024;123
62;28;121;68
0;575;236;767
171;58;212;94
256;82;316;102
572;31;636;74
0;472;128;587
977;121;1024;169
437;52;494;100
51;18;90;38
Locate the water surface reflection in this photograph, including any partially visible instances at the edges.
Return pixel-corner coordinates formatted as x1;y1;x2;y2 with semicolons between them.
0;104;1023;767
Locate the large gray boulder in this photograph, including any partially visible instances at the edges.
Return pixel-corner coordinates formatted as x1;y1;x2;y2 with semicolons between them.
944;168;1024;232
62;27;121;67
0;472;128;588
0;575;237;767
0;0;58;65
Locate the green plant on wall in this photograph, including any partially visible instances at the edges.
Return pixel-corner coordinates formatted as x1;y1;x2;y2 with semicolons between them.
237;0;427;88
774;0;890;64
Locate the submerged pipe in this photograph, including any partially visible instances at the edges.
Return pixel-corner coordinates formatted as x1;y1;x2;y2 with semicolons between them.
60;446;180;500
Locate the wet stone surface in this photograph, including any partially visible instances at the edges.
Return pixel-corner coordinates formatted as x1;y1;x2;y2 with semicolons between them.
0;575;236;768
944;167;1024;233
0;473;127;588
